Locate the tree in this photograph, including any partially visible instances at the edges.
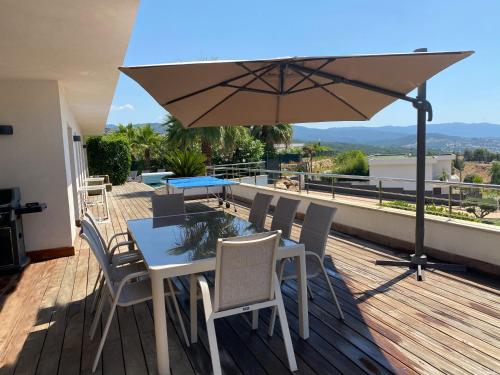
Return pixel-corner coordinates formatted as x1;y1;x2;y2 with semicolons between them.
163;115;247;165
452;155;465;180
490;161;500;185
250;124;293;156
117;123;137;144
163;116;198;150
86;135;131;185
334;150;369;176
463;197;497;219
130;124;161;170
302;142;331;172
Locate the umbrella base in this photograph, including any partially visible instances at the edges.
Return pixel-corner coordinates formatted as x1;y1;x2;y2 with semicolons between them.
375;256;466;281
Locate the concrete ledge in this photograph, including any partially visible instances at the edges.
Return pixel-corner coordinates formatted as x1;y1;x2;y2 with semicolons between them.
29;246;75;262
232;183;500;276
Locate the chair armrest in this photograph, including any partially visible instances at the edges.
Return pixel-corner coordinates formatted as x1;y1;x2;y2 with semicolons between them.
305;251;323;262
109;241;135;256
111;252;142;266
107;232;132;251
197;275;213;319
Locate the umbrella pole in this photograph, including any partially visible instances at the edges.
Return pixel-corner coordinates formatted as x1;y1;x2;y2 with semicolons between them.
375;48;466;281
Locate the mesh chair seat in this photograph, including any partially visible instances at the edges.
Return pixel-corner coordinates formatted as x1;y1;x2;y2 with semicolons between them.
280;256;322;280
117;278;181;306
111;261;146;282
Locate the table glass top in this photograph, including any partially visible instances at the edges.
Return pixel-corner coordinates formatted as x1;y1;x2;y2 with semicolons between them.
128;211;298;267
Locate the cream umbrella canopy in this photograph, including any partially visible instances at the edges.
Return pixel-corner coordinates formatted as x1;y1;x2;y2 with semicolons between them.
119;51;472;128
120;49;474;281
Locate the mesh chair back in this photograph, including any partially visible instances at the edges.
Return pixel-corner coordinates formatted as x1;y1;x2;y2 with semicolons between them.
271;197;300;238
81;219;116;297
151;193;185;217
299;203;336;274
84;211;107;250
248;193;273;230
214;231;281;312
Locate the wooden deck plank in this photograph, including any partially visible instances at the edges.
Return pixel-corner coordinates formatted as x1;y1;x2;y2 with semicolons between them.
2;182;500;375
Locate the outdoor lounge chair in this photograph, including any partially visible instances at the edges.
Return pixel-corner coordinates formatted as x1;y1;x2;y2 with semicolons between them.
248;192;273;230
269;203;344;335
151;192;185;217
270;197;300;238
80;218;189;373
191;231;297;374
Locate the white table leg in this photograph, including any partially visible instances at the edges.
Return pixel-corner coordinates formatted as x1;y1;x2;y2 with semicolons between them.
295;252;309;339
151;272;170;375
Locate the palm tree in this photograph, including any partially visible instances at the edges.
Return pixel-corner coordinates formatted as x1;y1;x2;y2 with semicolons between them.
302;142;331;172
117;123;137;144
130;124;160;169
250;124;293;156
163;116;198;150
163;115;247;165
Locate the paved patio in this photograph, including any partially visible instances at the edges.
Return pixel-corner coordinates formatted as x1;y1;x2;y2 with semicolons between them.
1;182;499;375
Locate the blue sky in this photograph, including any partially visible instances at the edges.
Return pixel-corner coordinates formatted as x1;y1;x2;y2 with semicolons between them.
107;0;500;128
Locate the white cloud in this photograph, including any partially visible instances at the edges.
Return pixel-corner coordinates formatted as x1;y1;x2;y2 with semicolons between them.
111;104;135;111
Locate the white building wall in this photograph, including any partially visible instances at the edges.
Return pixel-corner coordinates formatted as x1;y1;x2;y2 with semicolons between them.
0;79;76;252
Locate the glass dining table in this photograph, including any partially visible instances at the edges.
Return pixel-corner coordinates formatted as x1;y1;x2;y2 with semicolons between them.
127;210;309;375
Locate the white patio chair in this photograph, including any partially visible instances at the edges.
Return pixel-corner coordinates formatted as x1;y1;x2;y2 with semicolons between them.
84;212;142;313
248;192;273;230
191;231;297;375
270;197;300;238
127;170;138;181
151;192;185;217
269;203;344;335
80;219;189;373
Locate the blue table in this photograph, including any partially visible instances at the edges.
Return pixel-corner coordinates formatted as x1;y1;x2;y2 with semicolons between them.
164;176;239;211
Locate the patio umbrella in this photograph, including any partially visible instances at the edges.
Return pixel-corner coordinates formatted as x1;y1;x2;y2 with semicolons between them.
120;49;473;281
119;51;472;128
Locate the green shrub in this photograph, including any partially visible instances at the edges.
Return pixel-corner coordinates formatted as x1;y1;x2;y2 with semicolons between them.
333;150;369;176
381;200;480;222
212;134;264;165
165;150;206;177
87;135;131;185
463;173;483;183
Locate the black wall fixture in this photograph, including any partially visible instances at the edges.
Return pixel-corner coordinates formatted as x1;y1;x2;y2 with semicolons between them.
0;125;13;135
73;135;81;142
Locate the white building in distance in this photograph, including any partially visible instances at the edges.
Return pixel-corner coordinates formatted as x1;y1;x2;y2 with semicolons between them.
368;154;455;191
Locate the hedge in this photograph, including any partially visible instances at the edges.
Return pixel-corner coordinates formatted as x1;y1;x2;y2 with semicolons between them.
86;135;131;185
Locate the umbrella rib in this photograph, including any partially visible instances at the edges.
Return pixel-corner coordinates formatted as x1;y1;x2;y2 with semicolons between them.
285;58;334;93
163;63;276;106
237;62;280;93
186;63;279;128
292;68;369;120
220;84;277;95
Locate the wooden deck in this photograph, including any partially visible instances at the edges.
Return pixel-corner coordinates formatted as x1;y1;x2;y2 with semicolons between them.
1;182;499;375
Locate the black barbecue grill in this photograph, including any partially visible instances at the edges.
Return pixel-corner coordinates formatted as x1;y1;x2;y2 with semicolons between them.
0;187;47;271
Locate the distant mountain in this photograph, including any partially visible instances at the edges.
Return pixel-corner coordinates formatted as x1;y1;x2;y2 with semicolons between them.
106;122;165;133
293;123;500;152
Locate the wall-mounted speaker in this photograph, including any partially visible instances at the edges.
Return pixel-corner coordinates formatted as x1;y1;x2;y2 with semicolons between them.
0;125;13;135
73;135;81;142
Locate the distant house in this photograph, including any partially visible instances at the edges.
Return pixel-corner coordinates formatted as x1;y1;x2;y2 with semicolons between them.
368;154;455;191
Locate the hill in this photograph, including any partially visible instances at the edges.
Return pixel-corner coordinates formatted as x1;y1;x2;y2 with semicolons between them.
293;123;500;152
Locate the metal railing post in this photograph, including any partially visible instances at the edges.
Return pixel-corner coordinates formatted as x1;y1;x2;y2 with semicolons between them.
448;185;452;216
332;178;336;199
306;173;309;194
378;180;383;205
298;173;302;194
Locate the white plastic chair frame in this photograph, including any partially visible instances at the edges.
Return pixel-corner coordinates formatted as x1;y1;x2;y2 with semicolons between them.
80;219;189;373
269;203;344;336
190;231;297;375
